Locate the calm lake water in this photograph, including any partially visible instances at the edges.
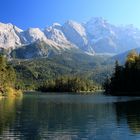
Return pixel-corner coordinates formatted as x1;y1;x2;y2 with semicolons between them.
0;92;140;140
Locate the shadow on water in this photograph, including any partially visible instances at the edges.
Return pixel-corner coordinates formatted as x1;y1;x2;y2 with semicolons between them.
115;99;140;134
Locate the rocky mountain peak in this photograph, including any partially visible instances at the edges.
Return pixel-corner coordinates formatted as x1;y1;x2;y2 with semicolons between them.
1;18;140;58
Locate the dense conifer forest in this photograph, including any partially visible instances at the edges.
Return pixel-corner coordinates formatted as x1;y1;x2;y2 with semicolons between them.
104;50;140;95
38;76;100;92
11;53;112;92
0;52;108;95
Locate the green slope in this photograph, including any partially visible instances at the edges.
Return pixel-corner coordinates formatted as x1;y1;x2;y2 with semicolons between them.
11;52;113;90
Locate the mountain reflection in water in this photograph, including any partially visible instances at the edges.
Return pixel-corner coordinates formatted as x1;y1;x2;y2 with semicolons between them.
0;93;140;140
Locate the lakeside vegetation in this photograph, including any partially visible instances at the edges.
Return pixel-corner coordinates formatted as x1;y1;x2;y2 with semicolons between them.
0;55;22;97
104;50;140;95
3;48;140;96
11;52;112;91
38;76;101;93
0;52;106;96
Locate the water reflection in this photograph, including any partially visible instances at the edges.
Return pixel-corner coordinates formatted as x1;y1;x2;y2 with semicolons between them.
0;94;140;139
12;96;116;139
115;100;140;134
0;98;22;139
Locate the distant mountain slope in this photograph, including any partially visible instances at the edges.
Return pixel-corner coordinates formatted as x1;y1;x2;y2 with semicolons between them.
10;40;86;59
108;48;140;64
11;52;112;89
1;17;140;58
10;40;58;59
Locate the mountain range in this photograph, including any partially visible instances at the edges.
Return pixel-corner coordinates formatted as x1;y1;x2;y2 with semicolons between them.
1;17;140;58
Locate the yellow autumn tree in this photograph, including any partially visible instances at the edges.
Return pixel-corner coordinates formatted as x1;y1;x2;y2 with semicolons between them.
126;50;139;63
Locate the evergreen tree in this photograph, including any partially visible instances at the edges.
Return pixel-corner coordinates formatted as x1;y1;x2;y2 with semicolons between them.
104;51;140;95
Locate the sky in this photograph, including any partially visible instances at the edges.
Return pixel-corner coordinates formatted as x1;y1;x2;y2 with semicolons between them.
0;0;140;29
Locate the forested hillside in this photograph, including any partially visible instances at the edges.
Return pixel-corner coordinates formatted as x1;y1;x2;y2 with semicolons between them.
104;50;140;95
11;52;113;90
0;55;22;97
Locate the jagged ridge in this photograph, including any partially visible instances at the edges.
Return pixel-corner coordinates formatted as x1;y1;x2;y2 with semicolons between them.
1;18;140;58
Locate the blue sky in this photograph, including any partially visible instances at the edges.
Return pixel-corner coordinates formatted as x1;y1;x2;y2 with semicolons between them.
0;0;140;29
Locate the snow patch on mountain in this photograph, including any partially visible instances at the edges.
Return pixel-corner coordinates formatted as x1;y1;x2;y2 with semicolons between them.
0;23;22;49
62;20;88;48
20;28;47;44
1;17;140;57
44;23;77;50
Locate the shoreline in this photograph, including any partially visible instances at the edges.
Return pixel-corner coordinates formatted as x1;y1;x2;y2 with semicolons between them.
24;90;104;95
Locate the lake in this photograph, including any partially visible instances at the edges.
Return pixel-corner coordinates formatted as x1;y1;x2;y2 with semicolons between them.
0;92;140;140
